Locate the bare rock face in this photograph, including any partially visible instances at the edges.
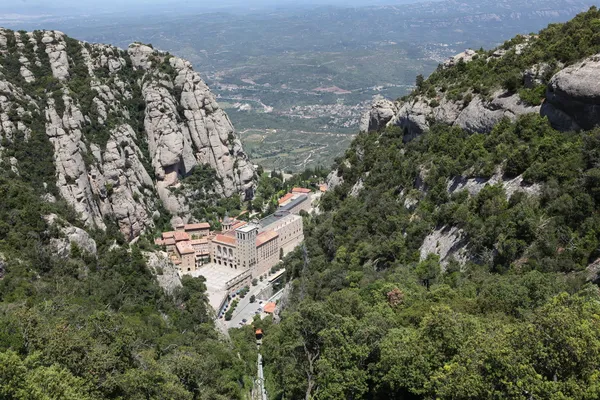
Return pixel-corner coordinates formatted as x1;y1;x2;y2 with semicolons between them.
359;97;398;132
137;52;255;213
419;226;469;269
144;251;182;294
384;90;539;139
455;91;540;134
0;29;255;240
443;49;477;68
326;169;344;191
542;53;600;131
45;214;98;257
42;31;70;81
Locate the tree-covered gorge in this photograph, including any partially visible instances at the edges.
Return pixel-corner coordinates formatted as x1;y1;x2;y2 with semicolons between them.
261;111;600;399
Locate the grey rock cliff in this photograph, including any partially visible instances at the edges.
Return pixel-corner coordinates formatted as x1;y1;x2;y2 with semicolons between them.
382;90;539;139
0;29;255;239
359;97;398;133
542;53;600;131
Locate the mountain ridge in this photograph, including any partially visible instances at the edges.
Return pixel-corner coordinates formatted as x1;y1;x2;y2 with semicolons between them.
0;28;255;239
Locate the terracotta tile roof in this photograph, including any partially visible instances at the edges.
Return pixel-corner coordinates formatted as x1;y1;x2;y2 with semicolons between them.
173;231;190;242
264;302;276;313
231;221;247;230
278;193;294;205
155;238;165;245
213;234;237;246
190;238;208;245
292;187;311;194
162;231;175;239
176;241;195;255
164;238;176;245
256;230;279;247
184;222;210;231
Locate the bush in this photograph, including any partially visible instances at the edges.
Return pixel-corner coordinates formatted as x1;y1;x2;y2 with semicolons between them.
250;295;256;303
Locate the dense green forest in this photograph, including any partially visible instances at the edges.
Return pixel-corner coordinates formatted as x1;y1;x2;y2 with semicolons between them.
258;115;600;399
251;8;600;400
0;158;255;398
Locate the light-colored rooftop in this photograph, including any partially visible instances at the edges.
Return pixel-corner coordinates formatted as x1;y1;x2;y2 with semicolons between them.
230;221;247;230
176;241;195;255
162;231;175;239
173;231;190;242
236;224;258;233
278;193;294;205
292;187;311;194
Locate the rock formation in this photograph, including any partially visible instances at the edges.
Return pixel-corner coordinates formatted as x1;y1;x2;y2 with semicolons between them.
0;29;255;239
359;96;398;133
542;53;600;131
364;89;540;139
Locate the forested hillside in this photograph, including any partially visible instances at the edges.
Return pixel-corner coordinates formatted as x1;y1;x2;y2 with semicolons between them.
256;8;600;400
0;29;258;399
0;167;256;398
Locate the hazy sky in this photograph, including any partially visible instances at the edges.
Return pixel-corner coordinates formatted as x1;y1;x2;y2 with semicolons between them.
0;0;425;15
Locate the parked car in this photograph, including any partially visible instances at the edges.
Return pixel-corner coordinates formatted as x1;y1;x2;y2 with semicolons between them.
242;319;247;323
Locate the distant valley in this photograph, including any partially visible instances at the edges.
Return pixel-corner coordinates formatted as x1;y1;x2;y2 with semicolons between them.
1;0;596;171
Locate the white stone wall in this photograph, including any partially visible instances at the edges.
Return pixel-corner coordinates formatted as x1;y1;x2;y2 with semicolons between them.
271;215;304;253
256;236;280;277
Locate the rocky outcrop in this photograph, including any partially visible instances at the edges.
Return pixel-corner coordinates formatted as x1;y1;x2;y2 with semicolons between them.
45;214;98;258
443;49;477;68
0;29;255;239
361;39;544;139
419;226;469;269
350;178;364;197
383;90;540;139
145;250;182;294
542;53;600;131
359;96;398;132
447;172;542;199
136;52;255;213
326;168;344;191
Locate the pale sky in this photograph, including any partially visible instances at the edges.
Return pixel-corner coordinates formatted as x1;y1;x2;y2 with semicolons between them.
0;0;427;15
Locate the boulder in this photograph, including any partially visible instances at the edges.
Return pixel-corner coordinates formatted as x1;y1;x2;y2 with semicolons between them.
359;97;398;132
145;251;182;294
542;53;600;131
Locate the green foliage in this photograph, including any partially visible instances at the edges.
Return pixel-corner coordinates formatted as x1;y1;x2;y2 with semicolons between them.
413;7;600;105
0;165;253;398
260;110;600;398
